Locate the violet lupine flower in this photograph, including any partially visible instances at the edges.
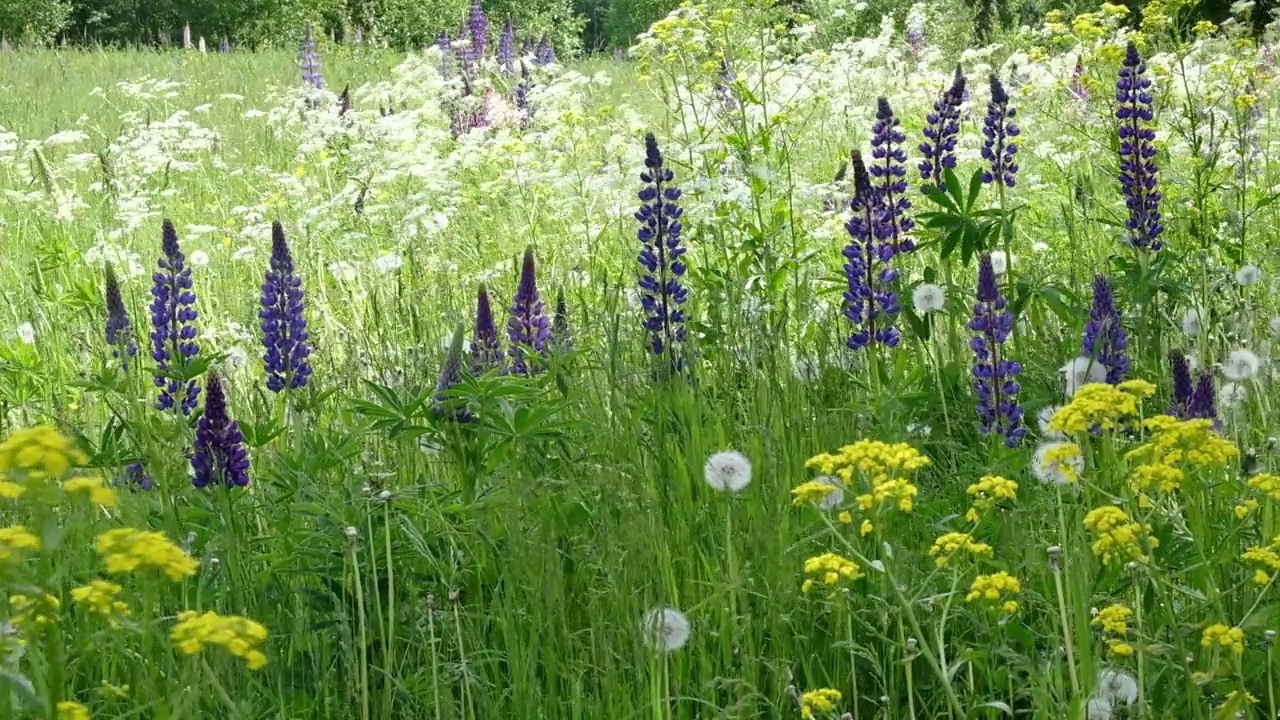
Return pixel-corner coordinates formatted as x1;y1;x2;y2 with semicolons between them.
1169;349;1193;416
104;263;137;365
471;284;504;372
1082;274;1129;384
1116;41;1164;252
434;324;472;422
918;66;966;194
465;0;488;63
981;74;1019;187
149;220;200;415
552;288;572;352
191;374;250;488
716;57;739;111
968;253;1024;446
843;151;901;350
1188;369;1218;424
870;98;915;253
636;134;690;360
438;31;453;78
497;18;516;76
115;463;154;492
1069;56;1088;102
507;247;551;375
299;23;324;91
534;34;556;66
514;61;534;126
260;221;313;393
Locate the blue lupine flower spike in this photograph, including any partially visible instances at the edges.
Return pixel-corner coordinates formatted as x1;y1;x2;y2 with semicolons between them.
1082;274;1129;384
968;253;1025;446
636;133;690;364
507;247;551;375
1116;41;1164;251
981;74;1019;187
870;97;915;253
471;284;505;373
149;219;200;414
191;374;251;488
919;66;966;194
104;262;137;366
260;221;313;393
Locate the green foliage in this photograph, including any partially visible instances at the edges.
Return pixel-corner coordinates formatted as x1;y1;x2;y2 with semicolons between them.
0;0;73;44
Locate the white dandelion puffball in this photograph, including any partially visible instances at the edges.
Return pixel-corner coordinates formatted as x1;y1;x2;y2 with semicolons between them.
1086;696;1113;720
641;607;690;652
912;283;946;314
1180;307;1205;336
1037;406;1066;440
1032;441;1083;485
989;250;1013;276
1234;264;1262;286
815;475;845;510
1221;349;1262;380
704;450;752;492
189;250;211;267
1060;356;1107;397
1220;382;1247;410
15;323;35;345
373;252;404;274
1032;241;1050;254
1098;669;1138;707
1271;316;1280;337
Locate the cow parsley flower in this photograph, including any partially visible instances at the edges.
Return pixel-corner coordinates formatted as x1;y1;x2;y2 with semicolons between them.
704;450;752;492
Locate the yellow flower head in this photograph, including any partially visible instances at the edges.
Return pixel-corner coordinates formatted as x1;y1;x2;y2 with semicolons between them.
0;481;24;499
1201;624;1245;655
965;475;1018;520
11;592;60;630
1248;473;1280;501
1242;536;1280;584
799;688;842;719
0;526;40;560
1083;506;1157;565
802;553;863;592
0;426;86;482
929;532;993;567
791;480;838;506
95;529;198;582
56;701;89;720
71;580;130;618
1127;417;1238;496
1091;604;1133;635
63;476;118;508
171;610;269;669
1049;382;1149;435
965;571;1021;613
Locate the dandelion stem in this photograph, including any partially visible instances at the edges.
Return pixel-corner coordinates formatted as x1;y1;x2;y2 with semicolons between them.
348;539;371;720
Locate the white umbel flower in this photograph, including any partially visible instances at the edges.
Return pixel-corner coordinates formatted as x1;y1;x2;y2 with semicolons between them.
912;283;946;313
1098;669;1138;707
704;450;753;492
1234;265;1262;286
1061;356;1107;397
1032;441;1083;485
373;252;404;274
641;607;690;652
1221;349;1262;380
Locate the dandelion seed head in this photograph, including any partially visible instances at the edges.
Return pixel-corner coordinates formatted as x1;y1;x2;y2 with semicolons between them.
704;450;752;492
15;323;34;345
1032;441;1083;485
1235;265;1262;286
1181;307;1205;336
1061;356;1107;397
912;283;946;313
1271;316;1280;336
641;607;690;651
1222;349;1261;380
814;475;844;510
1098;669;1138;706
989;250;1012;275
1220;381;1247;410
1086;696;1113;720
1038;406;1066;439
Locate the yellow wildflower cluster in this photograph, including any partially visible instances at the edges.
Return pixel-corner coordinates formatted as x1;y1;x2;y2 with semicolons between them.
95;529;198;582
171;610;269;669
1043;9;1068;34
802;553;863;592
929;532;993;567
0;425;86;481
1193;19;1217;35
1100;2;1130;17
1049;381;1153;436
1083;506;1157;565
0;481;23;499
1071;12;1106;39
11;592;60;630
1242;536;1280;585
1201;624;1245;655
63;476;118;508
965;571;1021;614
1127;416;1238;495
71;580;130;618
1091;604;1135;658
0;526;40;560
805;440;928;514
791;480;838;506
1247;473;1280;501
799;688;842;719
965;475;1018;522
635;3;740;67
56;701;89;720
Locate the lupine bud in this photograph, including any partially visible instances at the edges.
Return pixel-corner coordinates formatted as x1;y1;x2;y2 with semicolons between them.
104;263;137;365
191;374;250;488
507;248;550;375
1082;275;1128;384
471;284;504;373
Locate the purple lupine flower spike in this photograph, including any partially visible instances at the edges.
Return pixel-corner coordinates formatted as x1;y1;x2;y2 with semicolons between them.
149;220;200;414
919;66;966;194
514;61;534;127
465;0;488;67
716;57;739;111
115;463;154;492
552;288;571;352
104;263;137;365
438;31;452;78
260;221;312;393
471;284;504;373
507;247;551;375
435;324;472;422
1188;369;1219;427
1116;42;1164;252
981;74;1019;187
636;134;690;364
497;18;516;76
870;98;915;253
1082;274;1129;384
191;374;250;488
299;23;324;92
843;151;901;350
1169;349;1193;417
968;253;1024;446
534;34;556;66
